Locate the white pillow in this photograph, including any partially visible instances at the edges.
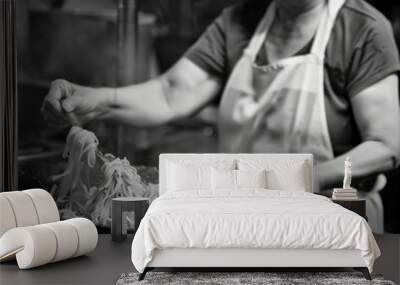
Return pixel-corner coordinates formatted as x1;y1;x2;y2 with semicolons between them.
237;159;310;192
165;159;236;192
166;162;211;191
211;168;236;190
211;169;268;191
236;169;267;189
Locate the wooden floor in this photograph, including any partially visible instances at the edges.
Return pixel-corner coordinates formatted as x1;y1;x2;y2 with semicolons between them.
0;234;398;285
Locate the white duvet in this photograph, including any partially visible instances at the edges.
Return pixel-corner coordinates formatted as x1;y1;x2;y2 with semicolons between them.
131;190;380;273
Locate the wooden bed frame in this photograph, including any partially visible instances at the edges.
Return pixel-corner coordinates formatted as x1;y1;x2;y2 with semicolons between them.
137;154;372;281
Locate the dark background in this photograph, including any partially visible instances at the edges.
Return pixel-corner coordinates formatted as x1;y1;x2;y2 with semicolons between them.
15;0;400;232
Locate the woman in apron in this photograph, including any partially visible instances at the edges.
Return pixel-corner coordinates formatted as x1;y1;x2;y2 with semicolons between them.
42;0;400;233
217;0;391;233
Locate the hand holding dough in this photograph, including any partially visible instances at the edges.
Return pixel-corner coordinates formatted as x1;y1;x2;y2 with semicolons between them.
232;97;259;123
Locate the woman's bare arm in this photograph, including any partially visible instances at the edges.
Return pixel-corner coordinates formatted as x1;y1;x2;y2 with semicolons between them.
316;74;400;191
105;58;221;126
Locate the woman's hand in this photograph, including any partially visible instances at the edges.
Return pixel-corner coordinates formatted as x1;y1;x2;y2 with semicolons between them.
41;79;111;128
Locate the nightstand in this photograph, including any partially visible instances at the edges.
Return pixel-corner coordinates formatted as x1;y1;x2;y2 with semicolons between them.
331;199;367;220
111;197;150;242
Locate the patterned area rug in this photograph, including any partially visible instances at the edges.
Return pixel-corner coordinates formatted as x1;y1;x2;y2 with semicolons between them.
116;272;395;285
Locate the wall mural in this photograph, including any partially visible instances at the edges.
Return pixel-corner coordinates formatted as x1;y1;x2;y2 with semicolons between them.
15;0;400;233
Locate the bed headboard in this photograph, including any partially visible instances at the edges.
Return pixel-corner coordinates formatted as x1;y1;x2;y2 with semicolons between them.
159;153;314;195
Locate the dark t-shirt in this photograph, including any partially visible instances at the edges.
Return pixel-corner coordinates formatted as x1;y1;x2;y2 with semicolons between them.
185;0;400;156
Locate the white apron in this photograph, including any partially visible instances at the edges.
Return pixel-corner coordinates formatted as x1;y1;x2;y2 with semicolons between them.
218;0;346;162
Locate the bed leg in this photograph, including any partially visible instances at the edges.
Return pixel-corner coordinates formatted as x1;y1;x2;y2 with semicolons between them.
354;267;371;280
138;268;147;281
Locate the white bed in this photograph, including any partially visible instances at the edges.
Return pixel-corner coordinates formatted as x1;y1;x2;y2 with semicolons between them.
131;154;380;280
